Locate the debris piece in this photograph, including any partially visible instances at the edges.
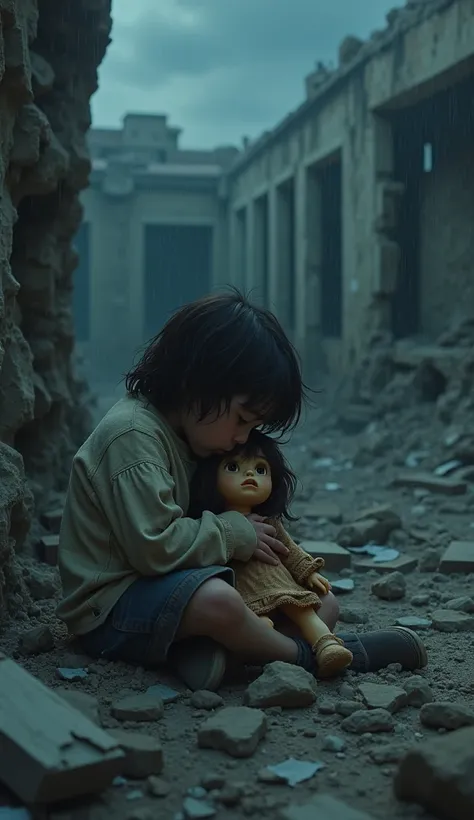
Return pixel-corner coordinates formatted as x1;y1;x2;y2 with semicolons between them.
266;757;324;787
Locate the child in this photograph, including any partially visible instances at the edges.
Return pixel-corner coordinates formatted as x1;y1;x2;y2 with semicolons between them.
57;291;427;691
189;429;353;677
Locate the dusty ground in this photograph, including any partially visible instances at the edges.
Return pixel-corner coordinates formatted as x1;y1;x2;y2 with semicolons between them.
1;396;474;820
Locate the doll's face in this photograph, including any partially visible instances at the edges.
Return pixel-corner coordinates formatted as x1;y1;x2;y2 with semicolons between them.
217;452;272;509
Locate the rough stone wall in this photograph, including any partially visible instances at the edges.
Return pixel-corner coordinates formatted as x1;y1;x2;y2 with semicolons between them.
0;0;111;620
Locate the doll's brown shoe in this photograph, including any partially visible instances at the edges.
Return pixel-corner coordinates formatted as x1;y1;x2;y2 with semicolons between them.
313;634;353;678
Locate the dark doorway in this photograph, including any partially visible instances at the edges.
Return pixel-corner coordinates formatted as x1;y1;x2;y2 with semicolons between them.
319;157;342;338
73;222;90;342
143;224;213;340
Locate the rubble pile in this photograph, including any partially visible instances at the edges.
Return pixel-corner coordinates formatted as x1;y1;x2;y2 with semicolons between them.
329;318;474;485
0;1;110;621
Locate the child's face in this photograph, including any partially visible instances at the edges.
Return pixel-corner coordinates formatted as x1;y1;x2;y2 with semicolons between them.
217;452;272;510
181;396;262;458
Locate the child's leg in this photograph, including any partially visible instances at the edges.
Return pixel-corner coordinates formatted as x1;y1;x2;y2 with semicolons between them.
175;579;301;664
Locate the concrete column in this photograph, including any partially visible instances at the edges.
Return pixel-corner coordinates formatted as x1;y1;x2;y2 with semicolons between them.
230;207;247;290
267;184;279;316
302;165;326;381
245;199;255;294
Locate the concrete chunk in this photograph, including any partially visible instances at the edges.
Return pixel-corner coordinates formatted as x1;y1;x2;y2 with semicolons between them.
439;541;474;574
394;726;474;819
299;540;351;572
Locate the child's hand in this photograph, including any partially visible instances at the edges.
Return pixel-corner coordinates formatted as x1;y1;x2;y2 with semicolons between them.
307;572;331;595
246;514;290;566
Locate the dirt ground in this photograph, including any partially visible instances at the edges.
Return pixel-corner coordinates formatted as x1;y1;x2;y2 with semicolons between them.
1;402;474;820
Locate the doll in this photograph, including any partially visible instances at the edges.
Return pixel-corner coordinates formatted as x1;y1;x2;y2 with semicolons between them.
189;429;353;677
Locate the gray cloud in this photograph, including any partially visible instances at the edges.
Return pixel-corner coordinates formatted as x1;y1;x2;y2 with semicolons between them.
95;0;397;146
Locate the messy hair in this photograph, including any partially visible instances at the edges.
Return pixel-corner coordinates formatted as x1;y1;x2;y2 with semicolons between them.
125;289;306;437
188;428;298;522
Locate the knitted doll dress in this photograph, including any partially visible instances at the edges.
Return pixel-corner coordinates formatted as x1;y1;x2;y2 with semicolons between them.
230;518;325;616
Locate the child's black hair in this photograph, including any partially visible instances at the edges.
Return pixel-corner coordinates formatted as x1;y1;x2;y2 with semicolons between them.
125;288;307;437
188;428;298;522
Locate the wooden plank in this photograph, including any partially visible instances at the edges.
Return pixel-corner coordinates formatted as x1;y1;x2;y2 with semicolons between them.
0;656;125;804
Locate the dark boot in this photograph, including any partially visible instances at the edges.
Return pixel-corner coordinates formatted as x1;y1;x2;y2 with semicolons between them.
337;627;428;673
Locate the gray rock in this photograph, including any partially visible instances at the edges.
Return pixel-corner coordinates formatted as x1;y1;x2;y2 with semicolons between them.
417;548;441;573
369;741;408;764
371;571;406;601
358;682;408;714
431;609;474;633
338;606;369;624
109;729;164;778
341;708;394;734
335;700;364;717
190;690;224;710
244;661;317;709
17;625;54;655
183;797;216;819
444;596;474;613
402;676;434;707
197;706;267;758
410;593;430;607
420;702;474;731
394;726;474;819
322;734;346;753
111;693;164;722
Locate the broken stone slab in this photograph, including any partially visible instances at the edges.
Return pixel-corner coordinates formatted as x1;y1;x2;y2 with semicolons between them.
197;706;267;758
431;609;474;633
355;555;417;575
280;793;377;820
109;729;164;778
371;571;406;601
357;682;408;714
395;616;432;630
111;693;164;722
331;578;355;594
145;683;180;703
341;708;394;734
0;656;125;803
420;702;474;731
243;661;317;709
439;541;474;574
391;472;467;496
394;726;474;820
298;541;351;572
182;796;216;819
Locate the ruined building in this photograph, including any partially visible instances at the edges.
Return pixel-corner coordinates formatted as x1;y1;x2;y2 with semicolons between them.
80;0;474;385
0;0;111;618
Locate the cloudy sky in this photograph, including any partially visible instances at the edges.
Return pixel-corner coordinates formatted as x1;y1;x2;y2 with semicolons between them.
92;0;398;149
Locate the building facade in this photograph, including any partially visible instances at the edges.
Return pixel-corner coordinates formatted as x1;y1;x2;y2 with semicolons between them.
76;0;474;383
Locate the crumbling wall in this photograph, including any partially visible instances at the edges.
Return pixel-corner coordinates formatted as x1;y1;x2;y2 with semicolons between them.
0;0;111;621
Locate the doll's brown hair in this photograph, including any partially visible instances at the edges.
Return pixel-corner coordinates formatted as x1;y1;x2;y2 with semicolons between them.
188;428;298;521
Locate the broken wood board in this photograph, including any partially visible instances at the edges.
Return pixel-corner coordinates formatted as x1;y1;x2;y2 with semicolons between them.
0;655;125;804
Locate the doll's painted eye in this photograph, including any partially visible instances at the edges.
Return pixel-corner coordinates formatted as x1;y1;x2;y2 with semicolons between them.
224;461;239;473
255;463;268;475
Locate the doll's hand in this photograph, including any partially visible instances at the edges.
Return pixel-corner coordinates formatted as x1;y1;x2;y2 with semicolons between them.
246;514;290;566
307;572;331;595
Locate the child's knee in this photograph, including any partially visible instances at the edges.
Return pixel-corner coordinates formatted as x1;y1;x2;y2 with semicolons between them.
191;578;246;630
319;590;339;630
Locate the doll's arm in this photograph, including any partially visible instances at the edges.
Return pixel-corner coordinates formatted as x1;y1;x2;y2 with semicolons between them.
270;518;325;585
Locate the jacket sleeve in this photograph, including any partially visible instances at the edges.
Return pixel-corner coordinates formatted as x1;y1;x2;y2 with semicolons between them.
103;460;257;576
271;518;325;586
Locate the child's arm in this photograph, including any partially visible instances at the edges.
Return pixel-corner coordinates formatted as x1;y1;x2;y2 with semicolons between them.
270;518;326;586
99;459;257;575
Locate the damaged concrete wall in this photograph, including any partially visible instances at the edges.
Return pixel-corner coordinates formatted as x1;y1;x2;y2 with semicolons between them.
420;142;474;338
0;0;111;620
